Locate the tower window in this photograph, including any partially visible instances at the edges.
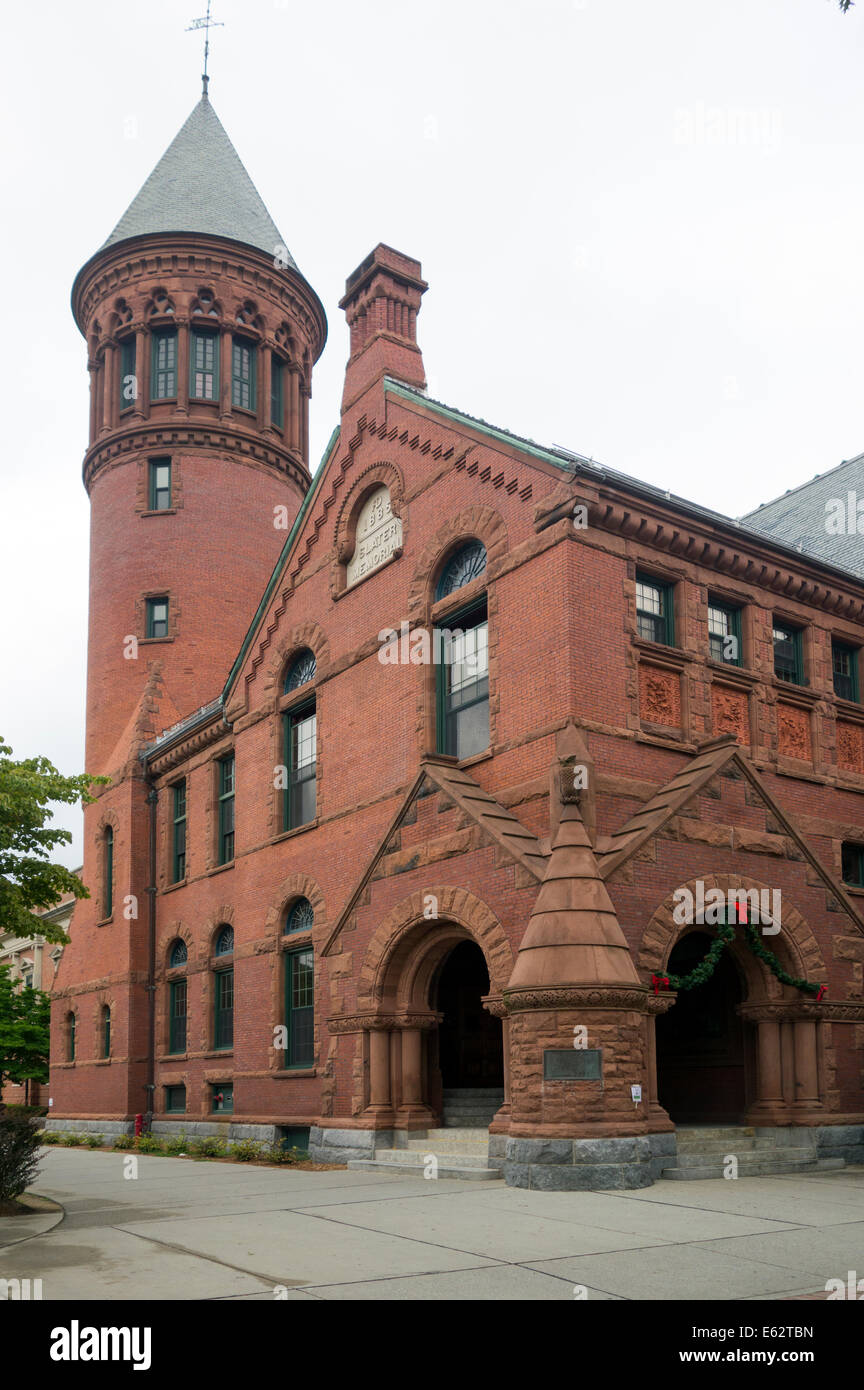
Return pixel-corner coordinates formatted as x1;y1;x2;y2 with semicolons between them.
119;337;137;411
284;949;314;1068
773;621;804;685
172;780;187;883
832;640;859;703
145;597;169;640
271;356;284;429
436;601;489;760
231;338;256;411
101;1004;111;1059
636;575;675;646
103;826;114;918
148;458;172;511
151;330;177;400
708;602;742;666
190;329;218;400
66;1011;76;1063
217;757;235;864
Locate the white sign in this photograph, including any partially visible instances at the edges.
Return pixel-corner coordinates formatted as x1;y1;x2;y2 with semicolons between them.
630;1084;642;1104
346;486;402;588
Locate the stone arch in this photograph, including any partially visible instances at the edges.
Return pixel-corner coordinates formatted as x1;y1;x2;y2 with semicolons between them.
330;462;405;599
158;922;192;977
637;874;827;997
265;872;326;941
264;621;330;707
407;505;508;623
358;886;514;1012
203;906;235;961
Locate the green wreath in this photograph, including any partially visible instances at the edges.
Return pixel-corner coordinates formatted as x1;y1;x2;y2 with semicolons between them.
654;917;823;997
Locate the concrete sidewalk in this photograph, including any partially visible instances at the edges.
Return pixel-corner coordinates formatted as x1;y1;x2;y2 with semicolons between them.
1;1148;862;1300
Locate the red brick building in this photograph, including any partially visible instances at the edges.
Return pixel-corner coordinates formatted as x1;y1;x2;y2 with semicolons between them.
48;92;864;1187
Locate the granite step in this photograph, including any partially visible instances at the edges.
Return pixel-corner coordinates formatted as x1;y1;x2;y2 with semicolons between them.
661;1156;844;1181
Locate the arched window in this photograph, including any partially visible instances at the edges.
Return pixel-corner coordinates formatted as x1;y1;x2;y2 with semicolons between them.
283;652;317;832
169;939;188;968
66;1011;76;1063
214;925;234;957
436;540;487;601
284;649;316;693
284;898;314;935
103;827;114;918
101;1004;111;1059
168;940;188;1054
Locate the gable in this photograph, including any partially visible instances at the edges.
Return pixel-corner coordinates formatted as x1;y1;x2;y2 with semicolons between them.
599;737;864;937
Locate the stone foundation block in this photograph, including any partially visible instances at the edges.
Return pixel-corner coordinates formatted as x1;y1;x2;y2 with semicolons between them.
502;1134;654;1189
309;1126;392;1165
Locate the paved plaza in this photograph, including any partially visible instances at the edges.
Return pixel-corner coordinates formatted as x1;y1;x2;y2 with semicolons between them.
1;1149;862;1300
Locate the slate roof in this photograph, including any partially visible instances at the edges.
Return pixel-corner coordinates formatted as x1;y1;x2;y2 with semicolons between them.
741;451;864;580
102;96;297;268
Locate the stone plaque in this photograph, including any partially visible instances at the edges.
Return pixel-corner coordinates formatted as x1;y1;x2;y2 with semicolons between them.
543;1048;602;1081
346;485;402;588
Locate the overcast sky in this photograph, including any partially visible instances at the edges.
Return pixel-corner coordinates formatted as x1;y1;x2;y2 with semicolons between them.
2;0;862;868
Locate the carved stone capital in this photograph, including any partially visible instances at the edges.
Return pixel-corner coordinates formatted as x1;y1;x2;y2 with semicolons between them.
503;985;653;1013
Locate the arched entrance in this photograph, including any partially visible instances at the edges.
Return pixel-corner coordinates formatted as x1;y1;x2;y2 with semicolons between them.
434;940;504;1089
655;931;754;1124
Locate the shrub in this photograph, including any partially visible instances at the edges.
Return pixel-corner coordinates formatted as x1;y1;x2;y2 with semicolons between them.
0;1110;43;1203
111;1134;135;1151
39;1130;62;1145
63;1132;83;1147
134;1135;165;1154
261;1142;306;1166
84;1134;104;1149
228;1139;263;1162
187;1136;226;1159
161;1134;188;1156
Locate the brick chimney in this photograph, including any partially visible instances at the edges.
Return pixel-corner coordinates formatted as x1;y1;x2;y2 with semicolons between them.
339;244;428;412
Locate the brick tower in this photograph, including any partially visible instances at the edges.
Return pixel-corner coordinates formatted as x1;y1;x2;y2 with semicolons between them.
50;90;326;1123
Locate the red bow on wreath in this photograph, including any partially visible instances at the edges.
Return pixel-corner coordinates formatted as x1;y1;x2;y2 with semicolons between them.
816;986;826;1002
652;974;669;994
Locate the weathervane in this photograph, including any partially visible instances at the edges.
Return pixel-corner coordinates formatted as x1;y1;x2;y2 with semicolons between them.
186;0;224;97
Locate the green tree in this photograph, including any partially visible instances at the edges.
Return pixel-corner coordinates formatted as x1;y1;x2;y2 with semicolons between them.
0;966;51;1104
0;737;106;946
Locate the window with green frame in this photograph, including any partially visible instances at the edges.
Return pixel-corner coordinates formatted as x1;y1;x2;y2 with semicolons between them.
832;640;859;703
172;780;187;882
66;1011;76;1062
119;337;136;410
217;756;235;864
165;1084;186;1114
636;574;674;645
283;702;316;830
151;330;177;400
231;337;256;410
708;601;742;666
101;1004;111;1058
148;458;172;511
284;948;314;1068
168;978;187;1054
213;967;234;1050
841;842;864;887
145;596;169;640
211;1082;234;1113
271;355;284;429
436;601;489;760
773;621;804;685
103;826;114;917
189;328;219;400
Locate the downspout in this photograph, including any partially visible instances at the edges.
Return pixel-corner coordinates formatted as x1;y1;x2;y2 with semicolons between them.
144;777;158;1134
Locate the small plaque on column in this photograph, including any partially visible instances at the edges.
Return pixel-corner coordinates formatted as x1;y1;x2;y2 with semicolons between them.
543;1049;602;1081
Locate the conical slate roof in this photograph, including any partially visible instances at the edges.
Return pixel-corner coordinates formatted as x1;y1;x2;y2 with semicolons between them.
507;802;641;991
102;96;297;269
